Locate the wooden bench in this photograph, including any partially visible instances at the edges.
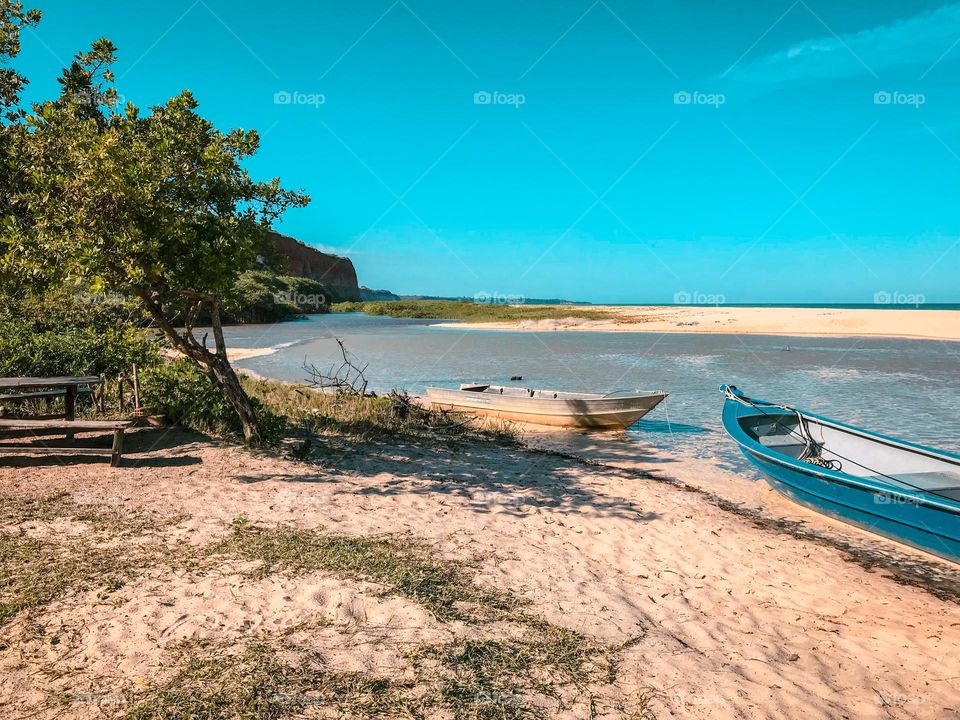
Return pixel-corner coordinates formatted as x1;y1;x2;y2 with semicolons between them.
0;376;101;420
0;387;94;405
0;419;134;467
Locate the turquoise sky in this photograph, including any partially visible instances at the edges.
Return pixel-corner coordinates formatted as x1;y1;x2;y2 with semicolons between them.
14;1;960;303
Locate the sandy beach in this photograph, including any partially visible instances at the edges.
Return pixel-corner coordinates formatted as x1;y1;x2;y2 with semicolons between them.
433;306;960;341
1;424;957;719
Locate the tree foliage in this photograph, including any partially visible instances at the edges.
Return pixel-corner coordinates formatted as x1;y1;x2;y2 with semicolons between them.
4;29;309;443
0;0;41;116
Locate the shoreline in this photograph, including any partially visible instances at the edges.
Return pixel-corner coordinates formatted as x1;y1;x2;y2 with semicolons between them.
430;305;960;341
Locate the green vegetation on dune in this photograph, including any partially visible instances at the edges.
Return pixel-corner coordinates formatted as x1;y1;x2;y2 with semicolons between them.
331;299;611;322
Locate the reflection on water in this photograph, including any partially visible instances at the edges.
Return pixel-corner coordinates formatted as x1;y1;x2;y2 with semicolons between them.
224;313;960;467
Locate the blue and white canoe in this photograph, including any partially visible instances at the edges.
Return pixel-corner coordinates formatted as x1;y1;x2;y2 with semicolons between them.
720;385;960;564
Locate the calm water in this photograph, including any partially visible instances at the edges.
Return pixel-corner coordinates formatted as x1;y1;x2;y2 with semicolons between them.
223;313;960;466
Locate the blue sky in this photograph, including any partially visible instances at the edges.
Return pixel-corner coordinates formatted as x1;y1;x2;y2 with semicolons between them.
14;1;960;303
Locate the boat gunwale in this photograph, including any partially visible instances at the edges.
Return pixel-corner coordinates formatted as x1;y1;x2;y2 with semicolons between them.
720;386;960;515
425;386;668;405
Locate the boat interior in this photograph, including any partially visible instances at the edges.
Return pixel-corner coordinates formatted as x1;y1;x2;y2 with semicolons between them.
458;384;614;400
739;411;960;502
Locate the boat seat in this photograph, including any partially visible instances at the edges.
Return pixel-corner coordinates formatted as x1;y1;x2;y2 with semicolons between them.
868;470;960;501
756;434;808;460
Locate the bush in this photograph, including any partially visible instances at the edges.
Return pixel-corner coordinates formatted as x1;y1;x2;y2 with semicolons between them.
0;322;158;378
221;271;331;323
140;359;285;443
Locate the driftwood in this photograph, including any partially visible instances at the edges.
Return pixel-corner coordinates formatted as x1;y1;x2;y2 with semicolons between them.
304;339;370;396
300;341;508;438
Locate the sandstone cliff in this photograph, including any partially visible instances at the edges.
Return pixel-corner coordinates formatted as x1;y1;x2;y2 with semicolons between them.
263;231;359;300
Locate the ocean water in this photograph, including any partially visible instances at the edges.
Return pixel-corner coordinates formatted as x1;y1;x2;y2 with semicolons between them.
222;313;960;467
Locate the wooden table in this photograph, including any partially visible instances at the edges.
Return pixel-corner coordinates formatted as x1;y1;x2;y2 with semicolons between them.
0;376;101;420
0;376;132;466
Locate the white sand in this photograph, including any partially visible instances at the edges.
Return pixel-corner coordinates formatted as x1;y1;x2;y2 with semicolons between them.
433;306;960;341
0;428;957;719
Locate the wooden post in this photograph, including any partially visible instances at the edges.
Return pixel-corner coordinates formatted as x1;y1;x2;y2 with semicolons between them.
110;427;124;467
64;385;77;440
132;364;141;411
64;385;76;421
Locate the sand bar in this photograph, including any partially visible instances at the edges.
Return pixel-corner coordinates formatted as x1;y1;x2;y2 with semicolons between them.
434;305;960;341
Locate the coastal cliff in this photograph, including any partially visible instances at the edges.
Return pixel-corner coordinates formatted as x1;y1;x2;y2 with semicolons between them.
263;231;397;302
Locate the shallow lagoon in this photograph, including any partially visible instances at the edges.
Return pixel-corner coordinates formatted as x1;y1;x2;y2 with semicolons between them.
222;313;960;465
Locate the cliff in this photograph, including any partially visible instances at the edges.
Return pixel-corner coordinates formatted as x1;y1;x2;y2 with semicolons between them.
260;231;399;302
262;231;358;300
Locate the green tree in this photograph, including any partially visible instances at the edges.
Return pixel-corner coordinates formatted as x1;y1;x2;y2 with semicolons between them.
8;40;308;444
1;2;41;279
0;0;40;115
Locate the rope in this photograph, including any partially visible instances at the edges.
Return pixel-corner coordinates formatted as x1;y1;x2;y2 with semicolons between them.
723;387;835;468
724;387;943;498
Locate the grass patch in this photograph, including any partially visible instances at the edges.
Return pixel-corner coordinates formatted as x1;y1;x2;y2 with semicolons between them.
0;493;185;626
201;521;644;718
413;623;613;719
122;625;640;720
0;491;171;538
241;374;519;445
0;534;129;626
207;519;519;622
331;299;612;322
123;640;414;720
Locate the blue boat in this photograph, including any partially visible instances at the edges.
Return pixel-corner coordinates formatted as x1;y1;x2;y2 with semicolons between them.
719;385;960;564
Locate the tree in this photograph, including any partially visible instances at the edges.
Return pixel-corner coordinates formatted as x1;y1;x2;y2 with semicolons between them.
1;2;41;276
8;41;309;444
0;0;40;115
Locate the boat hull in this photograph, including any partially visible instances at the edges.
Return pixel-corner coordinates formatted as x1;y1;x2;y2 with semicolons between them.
426;388;666;429
740;446;960;564
721;389;960;564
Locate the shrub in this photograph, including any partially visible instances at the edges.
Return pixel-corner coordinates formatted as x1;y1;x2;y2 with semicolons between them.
140;359;285;443
221;270;330;323
0;322;158;378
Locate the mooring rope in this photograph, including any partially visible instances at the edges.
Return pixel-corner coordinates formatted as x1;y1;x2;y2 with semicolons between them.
722;386;945;499
723;387;839;469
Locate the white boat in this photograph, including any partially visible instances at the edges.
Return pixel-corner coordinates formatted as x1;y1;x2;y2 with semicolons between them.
425;384;667;429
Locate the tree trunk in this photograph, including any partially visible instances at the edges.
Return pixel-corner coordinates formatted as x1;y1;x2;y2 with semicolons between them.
204;351;263;445
139;292;264;445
